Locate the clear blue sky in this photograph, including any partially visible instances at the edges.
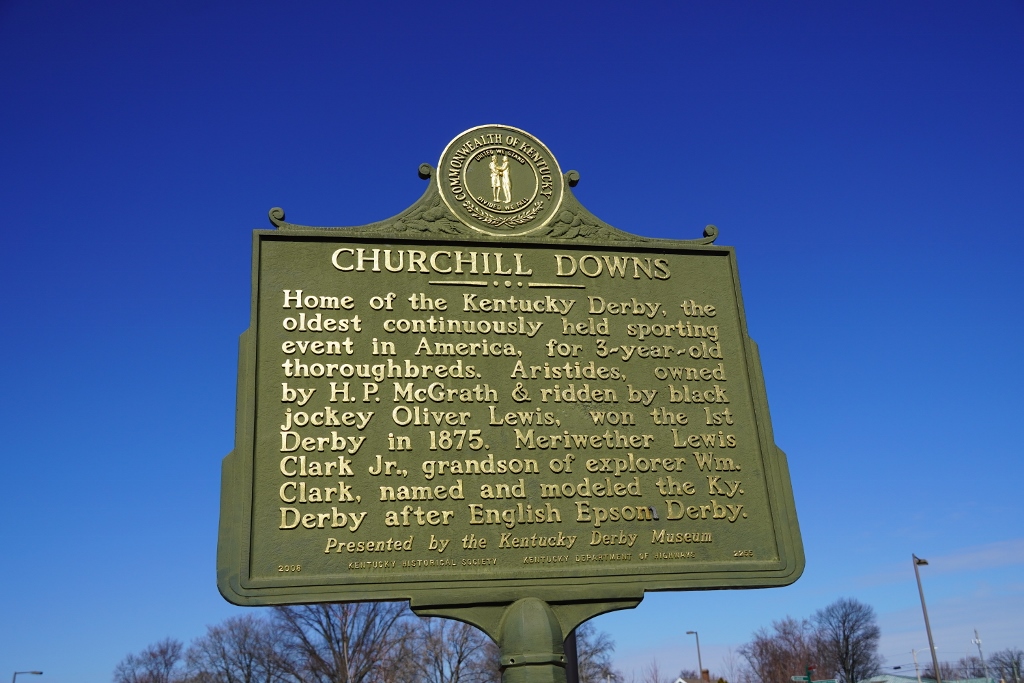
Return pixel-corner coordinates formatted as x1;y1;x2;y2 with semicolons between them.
2;2;1022;682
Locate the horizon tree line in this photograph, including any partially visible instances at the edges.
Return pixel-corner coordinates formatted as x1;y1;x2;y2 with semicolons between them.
113;603;620;683
114;598;1019;683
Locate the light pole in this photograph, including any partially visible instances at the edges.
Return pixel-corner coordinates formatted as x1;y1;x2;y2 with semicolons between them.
972;629;991;683
686;631;704;681
913;555;942;683
12;673;43;683
912;649;927;683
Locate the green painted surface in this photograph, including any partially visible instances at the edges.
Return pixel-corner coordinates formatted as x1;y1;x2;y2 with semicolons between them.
218;127;803;615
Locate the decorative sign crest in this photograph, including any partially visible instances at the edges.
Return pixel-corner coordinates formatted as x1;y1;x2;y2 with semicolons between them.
437;125;565;235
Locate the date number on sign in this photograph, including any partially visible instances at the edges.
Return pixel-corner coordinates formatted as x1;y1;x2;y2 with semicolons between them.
733;550;754;557
428;429;484;451
278;564;302;572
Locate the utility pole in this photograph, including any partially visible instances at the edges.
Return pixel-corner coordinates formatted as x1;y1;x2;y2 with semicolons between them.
972;629;991;683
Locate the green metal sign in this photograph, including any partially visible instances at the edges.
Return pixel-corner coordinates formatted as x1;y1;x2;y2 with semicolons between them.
218;125;803;641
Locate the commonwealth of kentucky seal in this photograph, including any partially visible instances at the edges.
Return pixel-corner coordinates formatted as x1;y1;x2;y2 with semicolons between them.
437;124;565;235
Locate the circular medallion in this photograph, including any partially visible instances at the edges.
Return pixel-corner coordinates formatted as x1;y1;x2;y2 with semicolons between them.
437;124;565;236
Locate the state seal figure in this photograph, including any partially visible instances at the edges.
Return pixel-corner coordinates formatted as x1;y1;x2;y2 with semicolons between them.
489;154;511;203
489;154;501;202
499;155;511;203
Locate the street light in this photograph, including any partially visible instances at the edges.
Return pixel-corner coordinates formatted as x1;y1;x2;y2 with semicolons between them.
911;648;930;683
12;673;43;683
686;631;704;681
913;555;942;683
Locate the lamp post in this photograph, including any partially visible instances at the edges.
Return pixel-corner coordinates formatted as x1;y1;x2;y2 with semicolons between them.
912;649;926;683
12;673;43;683
972;629;991;683
686;631;704;681
913;555;942;683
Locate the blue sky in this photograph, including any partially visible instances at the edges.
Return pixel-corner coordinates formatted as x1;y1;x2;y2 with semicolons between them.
2;1;1022;682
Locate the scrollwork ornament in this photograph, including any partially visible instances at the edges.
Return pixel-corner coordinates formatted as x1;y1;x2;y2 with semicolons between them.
264;135;717;244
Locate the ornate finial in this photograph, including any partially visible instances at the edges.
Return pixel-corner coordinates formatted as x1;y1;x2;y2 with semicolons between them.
703;224;719;241
269;207;286;227
418;163;433;180
565;170;580;187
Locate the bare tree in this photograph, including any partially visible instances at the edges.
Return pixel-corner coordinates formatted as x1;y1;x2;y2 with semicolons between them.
185;614;295;683
954;655;986;680
405;617;492;683
989;650;1023;683
112;609;627;683
639;659;670;683
921;661;958;682
991;651;1024;683
739;617;817;683
272;603;412;683
114;638;185;683
576;622;624;683
811;598;883;683
478;636;502;683
721;647;746;683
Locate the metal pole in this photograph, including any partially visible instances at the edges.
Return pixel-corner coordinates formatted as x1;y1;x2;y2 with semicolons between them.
499;598;568;683
973;630;990;683
687;631;704;680
564;629;579;683
913;555;942;683
912;649;923;683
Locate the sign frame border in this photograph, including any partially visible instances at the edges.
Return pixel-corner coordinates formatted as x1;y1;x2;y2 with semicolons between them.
218;226;804;607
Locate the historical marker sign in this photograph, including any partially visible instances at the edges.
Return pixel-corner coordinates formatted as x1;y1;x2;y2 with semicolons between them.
218;125;803;608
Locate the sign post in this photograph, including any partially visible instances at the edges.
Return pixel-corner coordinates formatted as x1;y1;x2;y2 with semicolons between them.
218;125;804;683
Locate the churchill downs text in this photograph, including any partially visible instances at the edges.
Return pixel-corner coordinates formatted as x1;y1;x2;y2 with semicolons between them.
328;248;671;280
